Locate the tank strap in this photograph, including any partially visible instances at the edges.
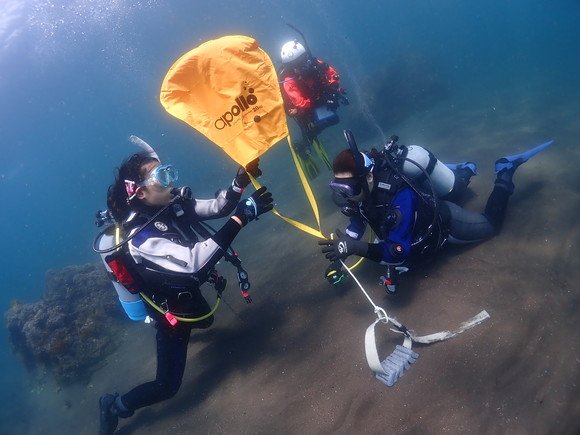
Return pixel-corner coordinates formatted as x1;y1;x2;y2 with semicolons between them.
414;149;437;185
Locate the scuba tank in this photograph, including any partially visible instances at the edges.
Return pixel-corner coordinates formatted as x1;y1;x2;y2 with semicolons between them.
398;144;455;197
384;136;455;197
96;224;147;321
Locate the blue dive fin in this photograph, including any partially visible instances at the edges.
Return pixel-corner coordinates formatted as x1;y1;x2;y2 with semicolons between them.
494;140;554;174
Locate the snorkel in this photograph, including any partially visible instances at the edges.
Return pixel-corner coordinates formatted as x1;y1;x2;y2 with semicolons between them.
129;135;160;161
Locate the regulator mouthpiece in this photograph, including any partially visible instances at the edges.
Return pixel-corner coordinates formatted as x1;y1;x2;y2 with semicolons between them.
171;186;192;200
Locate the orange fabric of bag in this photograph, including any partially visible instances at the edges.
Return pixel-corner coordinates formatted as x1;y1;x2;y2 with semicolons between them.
160;35;289;167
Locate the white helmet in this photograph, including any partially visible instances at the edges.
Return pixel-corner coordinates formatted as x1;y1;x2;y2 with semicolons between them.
280;40;307;64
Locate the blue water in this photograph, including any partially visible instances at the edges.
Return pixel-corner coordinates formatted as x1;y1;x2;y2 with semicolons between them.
1;0;579;431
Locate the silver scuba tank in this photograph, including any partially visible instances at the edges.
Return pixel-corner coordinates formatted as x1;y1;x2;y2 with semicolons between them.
399;145;455;197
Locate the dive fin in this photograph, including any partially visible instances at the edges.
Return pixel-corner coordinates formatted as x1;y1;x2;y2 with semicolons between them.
312;137;332;170
494;140;554;174
297;151;320;180
445;161;478;176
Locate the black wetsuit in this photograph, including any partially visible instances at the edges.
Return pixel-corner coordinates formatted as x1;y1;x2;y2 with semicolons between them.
345;161;512;267
119;185;241;412
440;182;511;244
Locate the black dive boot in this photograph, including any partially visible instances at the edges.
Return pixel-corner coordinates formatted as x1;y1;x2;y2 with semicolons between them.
443;162;478;203
99;394;119;435
99;393;133;435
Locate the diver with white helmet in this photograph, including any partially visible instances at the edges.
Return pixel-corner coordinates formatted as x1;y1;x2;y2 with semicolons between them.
278;29;349;179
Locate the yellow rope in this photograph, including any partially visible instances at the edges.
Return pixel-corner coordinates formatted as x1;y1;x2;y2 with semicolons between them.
139;291;221;322
249;136;372;271
249;136;326;239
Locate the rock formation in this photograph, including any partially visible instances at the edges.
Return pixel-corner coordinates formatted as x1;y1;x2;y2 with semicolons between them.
5;262;126;384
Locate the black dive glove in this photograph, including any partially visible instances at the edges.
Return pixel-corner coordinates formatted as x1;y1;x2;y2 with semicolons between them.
234;186;273;226
321;90;339;111
233;158;262;189
318;229;369;262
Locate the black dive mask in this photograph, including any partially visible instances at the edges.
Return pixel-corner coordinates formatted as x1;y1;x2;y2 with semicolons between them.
329;177;363;199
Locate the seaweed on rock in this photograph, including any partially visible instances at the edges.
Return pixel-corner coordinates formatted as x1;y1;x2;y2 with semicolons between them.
5;262;126;385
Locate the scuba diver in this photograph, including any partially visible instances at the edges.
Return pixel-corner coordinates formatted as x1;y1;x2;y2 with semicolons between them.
94;137;273;435
278;38;349;179
318;130;553;294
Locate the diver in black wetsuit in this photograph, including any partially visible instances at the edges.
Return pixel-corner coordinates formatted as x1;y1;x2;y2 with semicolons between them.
97;148;272;435
319;131;553;293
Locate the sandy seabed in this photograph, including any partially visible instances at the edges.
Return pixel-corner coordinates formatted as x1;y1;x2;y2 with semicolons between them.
9;83;580;435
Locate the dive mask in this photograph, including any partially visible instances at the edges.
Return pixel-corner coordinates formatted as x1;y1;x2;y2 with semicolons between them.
329;177;362;198
138;164;179;188
125;164;179;200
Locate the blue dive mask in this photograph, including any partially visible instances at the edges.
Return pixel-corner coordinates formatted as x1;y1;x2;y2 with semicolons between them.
138;164;179;188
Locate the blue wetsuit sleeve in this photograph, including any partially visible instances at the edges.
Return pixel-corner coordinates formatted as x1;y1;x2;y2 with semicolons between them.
345;214;366;240
375;188;417;263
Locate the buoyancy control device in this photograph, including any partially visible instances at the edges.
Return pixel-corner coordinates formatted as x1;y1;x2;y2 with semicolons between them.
93;187;251;322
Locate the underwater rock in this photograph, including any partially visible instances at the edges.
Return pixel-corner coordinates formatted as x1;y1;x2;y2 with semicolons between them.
5;262;126;385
